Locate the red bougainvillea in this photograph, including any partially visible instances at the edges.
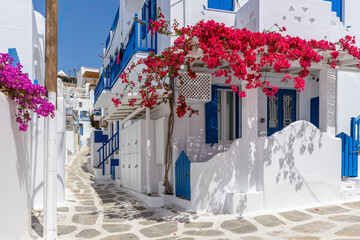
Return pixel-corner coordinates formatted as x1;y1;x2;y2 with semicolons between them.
112;11;360;118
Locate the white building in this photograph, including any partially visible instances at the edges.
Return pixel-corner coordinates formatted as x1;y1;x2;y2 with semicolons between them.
92;0;360;216
59;68;100;158
0;0;65;238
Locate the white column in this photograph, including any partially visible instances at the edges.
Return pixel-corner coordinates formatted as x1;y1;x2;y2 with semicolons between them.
319;68;337;136
43;91;57;239
240;87;260;192
56;96;65;203
146;108;151;196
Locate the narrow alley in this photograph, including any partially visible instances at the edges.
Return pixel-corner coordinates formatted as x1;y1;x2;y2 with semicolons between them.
31;149;360;239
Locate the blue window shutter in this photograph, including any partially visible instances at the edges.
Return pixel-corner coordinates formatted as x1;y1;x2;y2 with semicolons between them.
310;97;320;128
221;0;234;11
205;85;218;144
209;0;233;11
150;0;156;20
208;0;220;9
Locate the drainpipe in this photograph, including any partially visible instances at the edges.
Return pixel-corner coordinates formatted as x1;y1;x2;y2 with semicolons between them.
146;107;151;196
44;0;58;238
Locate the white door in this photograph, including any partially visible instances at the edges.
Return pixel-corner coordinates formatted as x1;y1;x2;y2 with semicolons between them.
129;153;138;191
123;154;129;188
123;127;129;154
129;123;137;153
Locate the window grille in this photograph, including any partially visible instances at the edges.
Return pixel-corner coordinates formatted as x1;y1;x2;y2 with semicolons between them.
178;73;211;102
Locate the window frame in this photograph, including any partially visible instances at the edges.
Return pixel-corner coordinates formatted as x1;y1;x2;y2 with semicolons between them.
217;87;240;142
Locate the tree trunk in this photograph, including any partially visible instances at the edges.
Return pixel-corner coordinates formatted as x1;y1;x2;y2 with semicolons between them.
163;77;175;194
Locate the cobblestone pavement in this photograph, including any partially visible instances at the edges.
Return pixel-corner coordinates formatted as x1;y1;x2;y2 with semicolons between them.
32;149;360;239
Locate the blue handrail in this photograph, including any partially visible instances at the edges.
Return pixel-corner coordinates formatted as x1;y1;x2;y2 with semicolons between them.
94;71;111;103
109;14;157;88
97;131;119;175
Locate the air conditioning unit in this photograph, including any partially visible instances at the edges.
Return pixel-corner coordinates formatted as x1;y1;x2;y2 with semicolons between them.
177;73;211;103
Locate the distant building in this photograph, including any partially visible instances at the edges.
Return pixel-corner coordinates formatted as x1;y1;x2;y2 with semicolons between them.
58;68;99;157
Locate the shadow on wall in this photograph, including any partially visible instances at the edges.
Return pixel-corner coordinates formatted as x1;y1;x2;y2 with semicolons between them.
262;120;341;210
264;121;323;192
11;101;31;218
186;128;232;163
190;139;245;213
189;120;341;215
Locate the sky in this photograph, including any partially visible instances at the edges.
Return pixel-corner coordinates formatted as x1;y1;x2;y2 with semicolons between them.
33;0;119;75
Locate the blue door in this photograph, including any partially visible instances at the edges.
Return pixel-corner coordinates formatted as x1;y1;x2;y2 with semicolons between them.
175;151;191;200
310;97;320;128
267;89;297;136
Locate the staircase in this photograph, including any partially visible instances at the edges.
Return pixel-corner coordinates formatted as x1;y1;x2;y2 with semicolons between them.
97;131;119;175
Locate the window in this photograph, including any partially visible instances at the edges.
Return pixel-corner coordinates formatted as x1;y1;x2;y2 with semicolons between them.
217;89;237;141
205;85;240;144
141;0;156;39
81;111;88;117
208;0;234;11
79;102;82;108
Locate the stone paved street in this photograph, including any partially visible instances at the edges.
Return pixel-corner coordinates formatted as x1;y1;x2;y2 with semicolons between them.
31;149;360;239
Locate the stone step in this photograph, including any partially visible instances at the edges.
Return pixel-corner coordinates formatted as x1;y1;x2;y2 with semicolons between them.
341;189;360;202
342;180;356;190
341;178;360;191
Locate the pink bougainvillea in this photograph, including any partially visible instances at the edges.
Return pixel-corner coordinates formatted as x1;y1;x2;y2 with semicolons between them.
0;53;55;131
112;11;360;118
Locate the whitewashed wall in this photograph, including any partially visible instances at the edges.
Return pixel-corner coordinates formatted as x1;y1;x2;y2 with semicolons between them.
337;71;360;136
189;121;341;215
336;0;360;136
235;0;347;42
0;93;32;239
344;0;360;47
0;0;34;78
261;121;341;212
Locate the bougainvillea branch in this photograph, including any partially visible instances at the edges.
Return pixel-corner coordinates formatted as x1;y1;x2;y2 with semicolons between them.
114;10;360;117
112;10;360;194
0;53;55;131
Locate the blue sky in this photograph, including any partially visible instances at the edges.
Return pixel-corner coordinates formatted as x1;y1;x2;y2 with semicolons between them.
33;0;119;74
